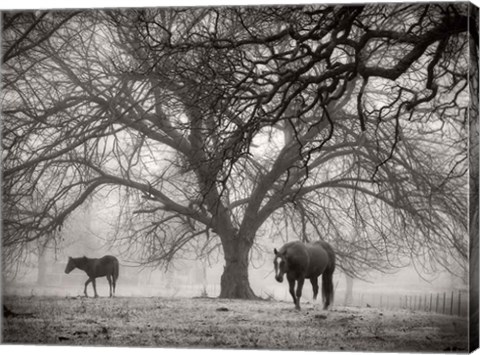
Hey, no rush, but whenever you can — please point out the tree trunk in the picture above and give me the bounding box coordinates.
[344,274,354,306]
[219,237,258,299]
[36,248,48,286]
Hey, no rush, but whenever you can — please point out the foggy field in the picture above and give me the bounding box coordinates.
[2,296,467,352]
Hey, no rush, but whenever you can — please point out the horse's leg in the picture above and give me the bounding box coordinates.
[84,279,91,297]
[107,275,112,297]
[310,277,319,301]
[112,276,116,297]
[92,278,99,298]
[287,276,297,309]
[295,277,305,311]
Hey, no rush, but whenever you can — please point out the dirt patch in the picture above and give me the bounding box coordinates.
[2,296,467,351]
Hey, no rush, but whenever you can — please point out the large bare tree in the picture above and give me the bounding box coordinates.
[2,4,472,298]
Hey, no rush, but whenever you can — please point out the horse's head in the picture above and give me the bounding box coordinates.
[64,257,75,274]
[273,248,287,283]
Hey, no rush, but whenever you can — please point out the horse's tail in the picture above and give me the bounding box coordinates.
[113,258,120,282]
[320,241,336,309]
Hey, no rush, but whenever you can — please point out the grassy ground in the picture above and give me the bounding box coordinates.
[2,295,467,351]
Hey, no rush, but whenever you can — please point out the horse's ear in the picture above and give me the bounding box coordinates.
[274,248,278,255]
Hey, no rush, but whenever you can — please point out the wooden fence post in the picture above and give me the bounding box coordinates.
[450,291,454,315]
[443,292,446,314]
[458,291,461,316]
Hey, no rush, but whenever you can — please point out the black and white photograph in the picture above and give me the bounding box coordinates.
[1,1,478,353]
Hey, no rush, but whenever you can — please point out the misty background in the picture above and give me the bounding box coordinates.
[3,188,467,314]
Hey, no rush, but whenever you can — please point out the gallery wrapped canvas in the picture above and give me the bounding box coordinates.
[1,1,478,353]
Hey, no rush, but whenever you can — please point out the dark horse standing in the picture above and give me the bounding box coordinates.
[65,255,119,298]
[274,240,335,311]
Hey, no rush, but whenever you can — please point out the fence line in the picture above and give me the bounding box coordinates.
[346,290,467,317]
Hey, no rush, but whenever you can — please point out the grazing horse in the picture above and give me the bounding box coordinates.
[274,240,335,311]
[65,255,119,298]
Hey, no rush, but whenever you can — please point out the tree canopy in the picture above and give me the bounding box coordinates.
[2,4,473,298]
